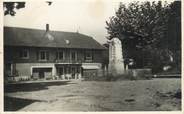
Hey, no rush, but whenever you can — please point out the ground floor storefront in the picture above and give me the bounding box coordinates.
[5,63,102,82]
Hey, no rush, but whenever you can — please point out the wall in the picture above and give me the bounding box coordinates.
[4,46,106,79]
[4,46,104,64]
[15,63,55,77]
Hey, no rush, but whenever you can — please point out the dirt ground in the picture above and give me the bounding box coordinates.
[4,78,181,111]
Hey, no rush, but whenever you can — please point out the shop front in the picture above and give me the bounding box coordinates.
[55,64,82,80]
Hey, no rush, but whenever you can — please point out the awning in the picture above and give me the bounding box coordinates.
[82,65,100,70]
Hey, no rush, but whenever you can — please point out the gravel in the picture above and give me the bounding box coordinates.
[4,78,181,111]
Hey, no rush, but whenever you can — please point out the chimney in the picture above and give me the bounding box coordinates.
[46,24,49,32]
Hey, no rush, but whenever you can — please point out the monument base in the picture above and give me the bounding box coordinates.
[108,60,125,76]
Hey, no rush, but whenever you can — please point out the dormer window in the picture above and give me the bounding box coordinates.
[19,49,29,59]
[65,40,70,44]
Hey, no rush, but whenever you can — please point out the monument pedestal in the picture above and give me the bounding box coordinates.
[108,60,125,76]
[108,38,125,76]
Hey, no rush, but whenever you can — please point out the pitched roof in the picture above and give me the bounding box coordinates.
[4,26,106,50]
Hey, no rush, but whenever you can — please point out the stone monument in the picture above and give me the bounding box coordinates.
[108,37,125,76]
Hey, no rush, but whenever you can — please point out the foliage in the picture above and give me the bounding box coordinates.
[106,1,181,72]
[3,1,52,16]
[106,1,170,49]
[3,2,25,16]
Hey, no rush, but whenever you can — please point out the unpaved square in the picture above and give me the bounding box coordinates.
[4,78,181,111]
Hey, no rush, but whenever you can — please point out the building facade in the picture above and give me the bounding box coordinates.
[4,25,106,81]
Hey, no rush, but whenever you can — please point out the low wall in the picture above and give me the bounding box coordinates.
[82,68,152,81]
[130,69,152,79]
[106,68,152,80]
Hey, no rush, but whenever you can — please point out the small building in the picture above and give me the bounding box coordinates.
[4,24,106,81]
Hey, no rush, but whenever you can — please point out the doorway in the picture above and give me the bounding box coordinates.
[57,67,64,78]
[32,68,52,79]
[71,67,76,79]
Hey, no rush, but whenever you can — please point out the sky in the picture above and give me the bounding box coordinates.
[4,0,175,44]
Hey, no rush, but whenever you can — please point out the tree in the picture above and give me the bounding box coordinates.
[3,2,26,16]
[3,1,52,16]
[106,1,170,49]
[106,1,181,71]
[167,1,181,71]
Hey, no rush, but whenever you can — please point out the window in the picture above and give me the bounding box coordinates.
[57,67,64,76]
[56,51,64,60]
[5,63,12,76]
[71,51,77,61]
[85,51,93,61]
[39,51,49,61]
[19,49,29,59]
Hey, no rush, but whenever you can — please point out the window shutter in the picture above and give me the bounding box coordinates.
[36,51,39,60]
[92,51,94,60]
[47,51,49,60]
[56,51,58,60]
[19,51,22,58]
[76,51,77,60]
[63,51,65,60]
[84,51,86,60]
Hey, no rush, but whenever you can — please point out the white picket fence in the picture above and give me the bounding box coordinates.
[7,76,31,82]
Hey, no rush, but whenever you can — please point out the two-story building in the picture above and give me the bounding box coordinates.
[4,24,106,81]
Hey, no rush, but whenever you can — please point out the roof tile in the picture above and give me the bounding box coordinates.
[4,26,106,50]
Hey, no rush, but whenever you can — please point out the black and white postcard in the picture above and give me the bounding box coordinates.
[2,0,182,113]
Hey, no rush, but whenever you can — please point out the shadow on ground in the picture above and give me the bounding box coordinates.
[4,96,42,111]
[4,81,75,93]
